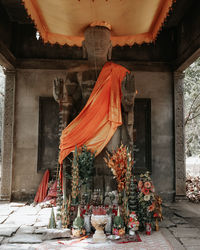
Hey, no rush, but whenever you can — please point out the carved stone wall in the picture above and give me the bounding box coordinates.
[174,71,186,199]
[0,70,15,200]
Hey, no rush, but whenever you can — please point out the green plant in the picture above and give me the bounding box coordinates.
[77,145,95,187]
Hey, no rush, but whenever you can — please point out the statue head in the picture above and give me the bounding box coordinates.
[82,24,112,65]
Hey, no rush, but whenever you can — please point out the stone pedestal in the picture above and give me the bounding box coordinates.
[91,215,108,243]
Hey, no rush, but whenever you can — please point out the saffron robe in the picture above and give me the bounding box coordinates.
[59,62,129,164]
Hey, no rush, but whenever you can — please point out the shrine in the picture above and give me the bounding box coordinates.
[0,0,200,244]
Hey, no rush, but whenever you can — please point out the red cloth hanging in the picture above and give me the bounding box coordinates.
[34,169,49,203]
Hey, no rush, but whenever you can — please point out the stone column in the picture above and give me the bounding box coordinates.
[174,71,186,200]
[0,70,15,201]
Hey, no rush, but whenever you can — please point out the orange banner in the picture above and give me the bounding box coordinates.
[59,62,129,163]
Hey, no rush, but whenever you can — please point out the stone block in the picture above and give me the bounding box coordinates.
[17,225,35,234]
[0,216,8,223]
[177,223,196,228]
[0,225,19,236]
[4,214,37,226]
[160,228,185,250]
[0,244,33,250]
[16,206,41,215]
[170,227,200,238]
[37,208,52,216]
[8,234,42,244]
[159,219,176,228]
[34,227,48,234]
[0,208,14,216]
[34,221,48,227]
[9,202,26,207]
[41,228,71,240]
[180,238,200,247]
[170,216,187,224]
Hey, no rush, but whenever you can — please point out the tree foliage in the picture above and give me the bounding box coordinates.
[184,57,200,157]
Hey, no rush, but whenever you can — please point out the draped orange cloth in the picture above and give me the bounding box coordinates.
[59,62,129,164]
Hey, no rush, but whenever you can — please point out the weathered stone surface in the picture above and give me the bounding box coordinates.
[8,234,42,244]
[4,214,36,226]
[16,206,41,215]
[174,210,198,218]
[37,208,52,216]
[170,216,187,224]
[9,202,26,207]
[180,238,200,246]
[0,71,16,200]
[160,228,185,250]
[0,236,4,243]
[0,225,19,236]
[0,244,33,249]
[177,223,196,228]
[34,221,48,227]
[185,218,200,228]
[186,247,200,250]
[34,227,48,234]
[41,228,71,240]
[159,219,176,228]
[174,71,186,198]
[0,216,8,223]
[170,227,200,238]
[0,208,14,216]
[17,225,35,234]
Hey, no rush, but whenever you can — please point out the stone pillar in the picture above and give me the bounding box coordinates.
[174,71,186,200]
[0,70,15,201]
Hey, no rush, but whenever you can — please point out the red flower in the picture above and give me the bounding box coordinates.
[143,188,150,195]
[144,181,151,189]
[148,204,155,212]
[138,180,143,189]
[153,213,158,217]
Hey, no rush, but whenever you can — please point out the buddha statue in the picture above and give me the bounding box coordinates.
[53,23,136,193]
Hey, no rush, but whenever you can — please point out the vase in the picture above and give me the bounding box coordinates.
[146,223,152,235]
[105,215,112,234]
[84,214,91,234]
[129,228,136,236]
[91,215,108,242]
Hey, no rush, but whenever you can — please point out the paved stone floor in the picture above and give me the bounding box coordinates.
[0,201,199,249]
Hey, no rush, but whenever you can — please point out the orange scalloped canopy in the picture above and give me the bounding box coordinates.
[22,0,174,47]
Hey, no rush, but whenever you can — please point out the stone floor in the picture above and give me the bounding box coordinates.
[0,201,199,249]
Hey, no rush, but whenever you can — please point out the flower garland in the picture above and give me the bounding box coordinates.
[104,144,133,193]
[137,172,156,229]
